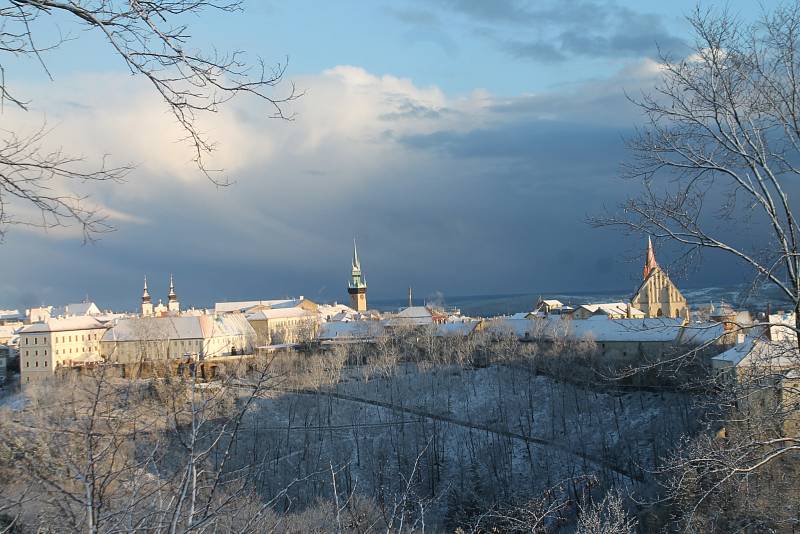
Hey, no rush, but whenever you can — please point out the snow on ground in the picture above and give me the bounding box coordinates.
[230,363,701,527]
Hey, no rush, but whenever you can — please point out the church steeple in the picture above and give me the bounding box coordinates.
[167,273,180,313]
[142,276,151,303]
[349,240,366,289]
[141,275,154,316]
[348,240,367,312]
[643,236,659,280]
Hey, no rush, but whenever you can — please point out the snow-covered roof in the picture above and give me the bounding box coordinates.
[572,317,683,342]
[102,315,255,342]
[386,306,435,326]
[435,321,480,337]
[214,299,297,314]
[52,302,100,317]
[678,322,728,346]
[574,302,644,317]
[490,316,685,343]
[712,337,798,369]
[540,299,564,307]
[397,306,433,318]
[0,309,22,321]
[246,307,314,321]
[21,316,108,334]
[318,321,380,341]
[0,325,21,339]
[318,303,357,320]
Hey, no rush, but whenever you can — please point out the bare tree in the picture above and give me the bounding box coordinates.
[0,1,296,240]
[596,4,800,346]
[594,3,800,529]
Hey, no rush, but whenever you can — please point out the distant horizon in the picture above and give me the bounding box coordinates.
[10,280,787,319]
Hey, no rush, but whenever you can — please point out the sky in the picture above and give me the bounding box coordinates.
[0,0,768,311]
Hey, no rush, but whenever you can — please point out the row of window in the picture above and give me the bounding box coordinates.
[23,332,101,345]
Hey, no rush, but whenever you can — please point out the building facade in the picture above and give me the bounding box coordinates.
[19,317,108,385]
[101,314,255,364]
[630,238,690,320]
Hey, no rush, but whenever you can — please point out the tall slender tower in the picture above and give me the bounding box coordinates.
[643,236,659,279]
[347,240,368,312]
[141,276,154,316]
[167,273,180,313]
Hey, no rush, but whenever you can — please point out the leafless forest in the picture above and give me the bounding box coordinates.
[0,331,716,533]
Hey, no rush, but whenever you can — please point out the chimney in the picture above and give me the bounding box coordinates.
[626,302,632,319]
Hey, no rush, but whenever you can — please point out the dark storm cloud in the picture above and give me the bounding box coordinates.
[398,121,624,162]
[0,63,756,313]
[398,0,688,62]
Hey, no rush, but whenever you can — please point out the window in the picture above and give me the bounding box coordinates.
[44,361,47,367]
[35,350,38,356]
[35,361,38,367]
[25,362,29,368]
[34,337,38,345]
[25,338,28,345]
[44,350,47,356]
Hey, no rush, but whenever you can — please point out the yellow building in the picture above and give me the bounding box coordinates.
[631,238,690,320]
[712,338,799,436]
[19,317,109,385]
[246,305,318,345]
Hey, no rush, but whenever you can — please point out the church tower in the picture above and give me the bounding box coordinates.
[347,240,368,312]
[141,276,154,317]
[631,238,690,320]
[167,274,180,313]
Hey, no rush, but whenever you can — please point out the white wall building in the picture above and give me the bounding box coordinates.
[101,314,255,364]
[19,316,109,385]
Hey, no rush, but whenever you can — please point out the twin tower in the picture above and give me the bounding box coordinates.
[141,274,180,316]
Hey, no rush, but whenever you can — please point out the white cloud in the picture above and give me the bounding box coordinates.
[0,62,657,308]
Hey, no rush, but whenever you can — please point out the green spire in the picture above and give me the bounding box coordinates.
[349,239,366,289]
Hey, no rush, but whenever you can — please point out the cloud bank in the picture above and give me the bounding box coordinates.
[1,58,740,311]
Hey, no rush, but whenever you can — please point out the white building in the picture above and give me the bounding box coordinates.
[19,316,109,385]
[101,314,255,364]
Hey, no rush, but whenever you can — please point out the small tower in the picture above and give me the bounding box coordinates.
[141,276,154,317]
[347,240,367,312]
[167,273,180,313]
